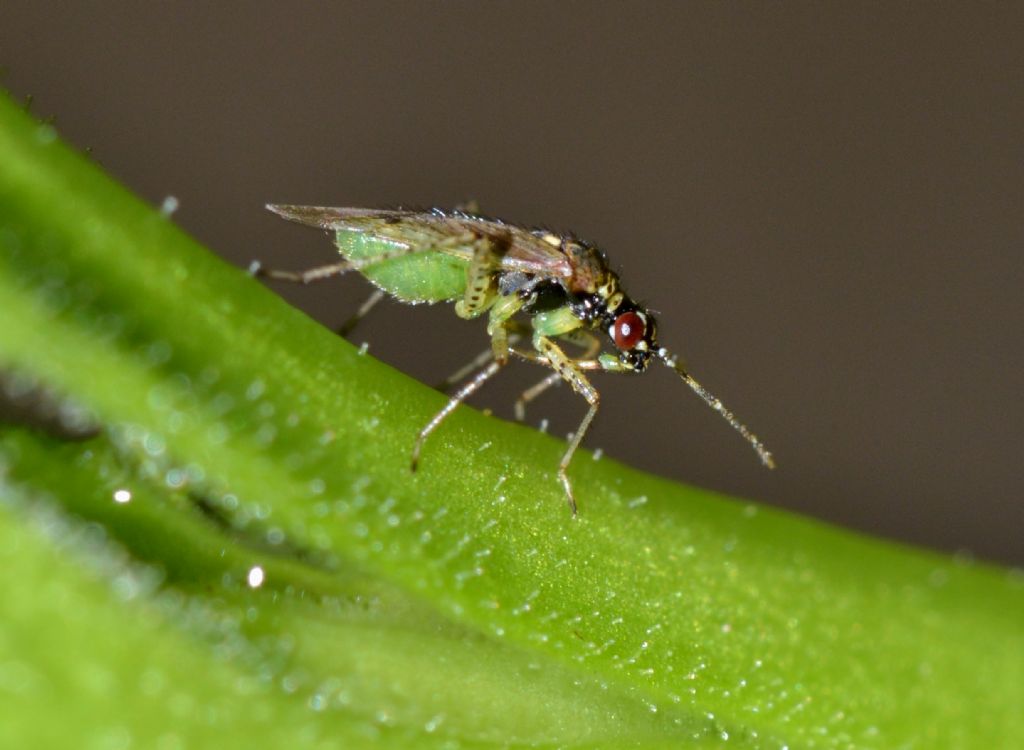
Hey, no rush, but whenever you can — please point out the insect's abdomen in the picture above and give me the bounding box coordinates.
[335,230,468,303]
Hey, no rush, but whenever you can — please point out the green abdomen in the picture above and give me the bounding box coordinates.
[335,230,468,303]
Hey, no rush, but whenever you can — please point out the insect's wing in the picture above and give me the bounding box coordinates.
[267,205,419,232]
[268,205,573,280]
[499,226,574,279]
[268,204,477,259]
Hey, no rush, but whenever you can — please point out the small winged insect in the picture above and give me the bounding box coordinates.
[255,204,774,513]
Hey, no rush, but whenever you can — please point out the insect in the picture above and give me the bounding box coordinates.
[255,204,774,513]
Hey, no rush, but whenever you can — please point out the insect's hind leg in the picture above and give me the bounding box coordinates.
[251,248,415,334]
[249,245,416,285]
[411,358,506,472]
[249,259,352,284]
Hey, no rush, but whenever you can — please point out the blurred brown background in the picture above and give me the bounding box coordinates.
[2,3,1021,564]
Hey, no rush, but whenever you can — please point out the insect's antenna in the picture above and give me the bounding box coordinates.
[658,349,775,469]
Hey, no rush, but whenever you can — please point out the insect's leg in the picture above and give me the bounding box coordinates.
[514,372,562,421]
[249,260,352,284]
[533,334,600,515]
[250,246,417,285]
[516,305,602,421]
[411,359,505,472]
[485,293,528,363]
[510,325,604,419]
[433,329,526,392]
[454,232,512,321]
[559,328,602,359]
[433,346,496,392]
[335,288,386,337]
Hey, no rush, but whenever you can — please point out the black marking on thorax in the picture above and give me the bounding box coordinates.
[521,279,571,314]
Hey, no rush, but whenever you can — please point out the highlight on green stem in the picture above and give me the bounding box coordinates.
[0,88,1021,749]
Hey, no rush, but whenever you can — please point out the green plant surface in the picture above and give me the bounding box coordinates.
[0,89,1021,748]
[0,468,478,750]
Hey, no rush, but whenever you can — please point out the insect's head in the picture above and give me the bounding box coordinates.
[593,287,775,470]
[571,273,660,372]
[607,305,658,372]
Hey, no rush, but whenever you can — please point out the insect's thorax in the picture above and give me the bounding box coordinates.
[560,244,626,328]
[506,238,656,371]
[559,240,658,371]
[560,239,614,297]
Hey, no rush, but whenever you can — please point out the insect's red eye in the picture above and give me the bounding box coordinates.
[612,312,645,350]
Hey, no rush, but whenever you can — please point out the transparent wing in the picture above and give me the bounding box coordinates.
[267,204,573,279]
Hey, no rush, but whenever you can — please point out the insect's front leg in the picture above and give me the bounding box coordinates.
[514,328,601,421]
[532,334,600,515]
